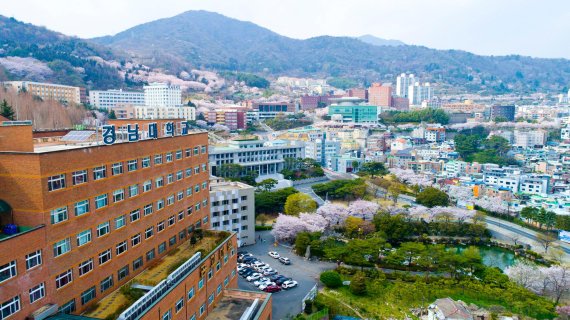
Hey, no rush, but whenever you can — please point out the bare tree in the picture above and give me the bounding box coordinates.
[537,233,557,253]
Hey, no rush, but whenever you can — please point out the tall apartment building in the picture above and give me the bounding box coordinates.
[0,121,271,320]
[305,137,341,168]
[328,97,381,124]
[514,129,547,148]
[490,105,515,121]
[209,179,255,246]
[396,73,415,98]
[408,82,433,105]
[144,82,182,108]
[209,139,305,178]
[3,81,81,104]
[368,83,392,107]
[89,89,145,109]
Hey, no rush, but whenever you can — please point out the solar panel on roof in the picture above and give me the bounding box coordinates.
[61,130,96,142]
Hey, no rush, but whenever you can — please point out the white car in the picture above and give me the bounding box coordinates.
[281,280,298,289]
[268,251,280,259]
[253,277,270,286]
[246,273,262,282]
[258,282,276,291]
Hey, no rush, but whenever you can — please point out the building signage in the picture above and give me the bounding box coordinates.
[102,121,192,145]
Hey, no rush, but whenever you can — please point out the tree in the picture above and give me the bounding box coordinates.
[284,193,317,216]
[256,178,277,192]
[344,216,364,238]
[360,162,388,178]
[108,110,117,119]
[257,213,270,226]
[416,187,450,208]
[316,202,349,227]
[388,184,402,204]
[520,207,539,223]
[347,200,380,221]
[349,271,367,295]
[537,233,557,253]
[255,187,298,214]
[320,271,342,288]
[0,99,15,120]
[295,232,312,255]
[218,163,243,179]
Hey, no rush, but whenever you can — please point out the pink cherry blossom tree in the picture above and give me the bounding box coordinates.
[299,213,328,233]
[348,200,380,221]
[271,214,308,241]
[316,202,349,226]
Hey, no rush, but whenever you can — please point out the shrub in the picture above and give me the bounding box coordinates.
[320,270,342,288]
[349,271,368,295]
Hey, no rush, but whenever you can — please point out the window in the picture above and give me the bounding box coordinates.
[157,221,165,232]
[177,191,184,201]
[72,170,88,185]
[198,278,204,289]
[59,299,75,314]
[76,230,92,247]
[241,216,248,221]
[0,261,17,283]
[116,241,128,255]
[155,177,164,188]
[224,276,229,286]
[143,180,152,192]
[178,211,184,221]
[0,296,20,319]
[166,152,173,162]
[142,157,151,168]
[50,206,68,224]
[185,168,192,177]
[208,293,214,305]
[130,209,140,222]
[158,242,166,254]
[185,148,191,157]
[163,310,172,320]
[186,187,193,196]
[241,225,248,230]
[194,167,200,174]
[176,298,184,312]
[74,200,90,216]
[167,195,174,206]
[168,216,176,226]
[129,184,139,197]
[194,147,199,155]
[169,236,176,246]
[81,287,96,305]
[53,238,71,257]
[146,249,155,261]
[97,222,110,237]
[199,303,205,316]
[187,287,195,300]
[127,159,138,172]
[143,204,153,216]
[216,284,222,295]
[93,166,106,180]
[156,199,164,211]
[216,262,221,271]
[202,182,208,190]
[26,251,42,270]
[78,259,93,276]
[195,203,201,211]
[154,154,163,165]
[113,189,124,203]
[112,162,123,176]
[48,174,66,191]
[100,276,113,293]
[201,146,207,154]
[118,265,129,280]
[131,234,141,247]
[167,174,174,184]
[202,164,207,172]
[203,199,208,207]
[55,269,73,289]
[115,215,126,229]
[241,196,248,201]
[176,150,183,160]
[99,249,111,265]
[208,269,212,280]
[145,227,154,239]
[176,170,183,180]
[29,283,45,303]
[195,184,200,193]
[133,257,143,270]
[95,194,108,209]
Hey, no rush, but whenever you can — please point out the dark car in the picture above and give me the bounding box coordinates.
[275,277,292,286]
[242,257,257,263]
[239,268,254,275]
[241,269,256,277]
[263,285,281,293]
[269,275,285,282]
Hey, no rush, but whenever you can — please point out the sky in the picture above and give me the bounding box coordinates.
[2,0,570,59]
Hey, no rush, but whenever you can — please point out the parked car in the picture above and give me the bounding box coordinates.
[281,280,298,289]
[263,285,282,293]
[269,275,286,282]
[253,277,271,286]
[268,251,280,259]
[275,277,292,286]
[246,273,262,281]
[258,282,276,290]
[263,270,277,276]
[279,257,291,265]
[241,269,255,277]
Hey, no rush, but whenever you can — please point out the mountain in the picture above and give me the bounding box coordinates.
[357,34,405,47]
[0,15,124,89]
[92,10,570,93]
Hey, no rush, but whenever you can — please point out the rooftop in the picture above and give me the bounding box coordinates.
[83,230,231,319]
[206,289,271,320]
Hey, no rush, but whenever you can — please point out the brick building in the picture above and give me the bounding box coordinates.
[368,83,392,107]
[0,121,270,319]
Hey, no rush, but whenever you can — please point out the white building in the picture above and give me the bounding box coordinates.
[209,139,305,178]
[483,167,521,192]
[89,89,145,108]
[519,175,550,196]
[514,129,547,148]
[3,81,81,104]
[305,138,341,169]
[408,82,433,105]
[144,82,182,108]
[132,106,196,121]
[443,161,468,178]
[396,73,415,98]
[209,178,255,246]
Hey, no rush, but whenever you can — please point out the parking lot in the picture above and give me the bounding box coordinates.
[238,231,336,320]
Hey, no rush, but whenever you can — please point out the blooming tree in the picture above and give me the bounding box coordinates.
[348,200,380,221]
[316,202,349,226]
[506,263,570,303]
[389,168,434,187]
[446,185,474,202]
[474,196,510,215]
[271,214,308,241]
[299,213,328,233]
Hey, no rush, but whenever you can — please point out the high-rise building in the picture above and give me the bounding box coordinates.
[368,83,392,107]
[0,120,273,320]
[144,82,182,108]
[490,105,515,121]
[89,89,145,109]
[396,73,415,98]
[3,81,81,104]
[305,136,341,168]
[209,178,255,246]
[408,82,433,105]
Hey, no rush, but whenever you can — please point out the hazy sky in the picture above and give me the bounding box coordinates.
[2,0,569,59]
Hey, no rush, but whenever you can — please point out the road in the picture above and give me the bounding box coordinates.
[294,181,326,205]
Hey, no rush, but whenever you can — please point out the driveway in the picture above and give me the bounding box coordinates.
[238,231,336,320]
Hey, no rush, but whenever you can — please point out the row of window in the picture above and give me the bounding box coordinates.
[211,196,247,207]
[47,147,207,192]
[53,204,209,258]
[50,180,208,225]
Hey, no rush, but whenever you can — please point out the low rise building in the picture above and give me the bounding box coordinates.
[3,81,81,104]
[328,97,381,124]
[305,137,341,168]
[89,89,145,109]
[514,129,547,148]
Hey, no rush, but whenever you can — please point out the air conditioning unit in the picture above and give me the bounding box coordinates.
[29,304,58,320]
